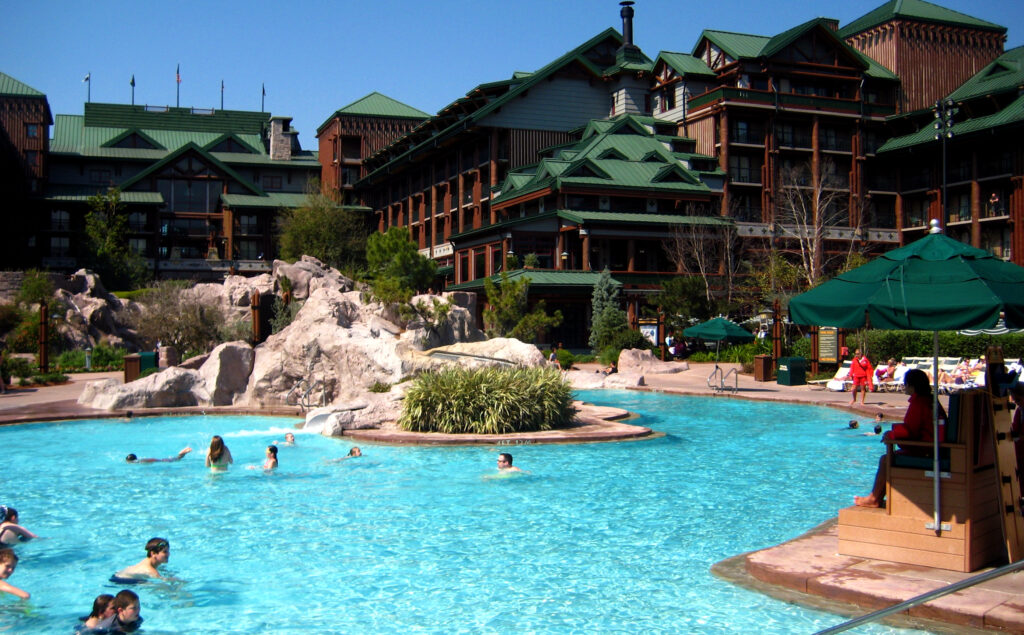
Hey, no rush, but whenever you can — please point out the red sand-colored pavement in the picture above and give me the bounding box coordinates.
[4,364,1023,632]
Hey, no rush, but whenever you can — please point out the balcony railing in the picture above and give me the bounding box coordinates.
[730,169,760,184]
[688,86,896,116]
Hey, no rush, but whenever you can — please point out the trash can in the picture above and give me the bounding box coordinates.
[139,352,158,373]
[123,354,141,383]
[777,356,807,386]
[753,355,773,382]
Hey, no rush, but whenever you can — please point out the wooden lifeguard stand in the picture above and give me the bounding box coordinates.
[838,350,1024,572]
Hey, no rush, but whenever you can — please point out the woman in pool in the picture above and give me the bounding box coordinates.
[855,368,943,508]
[0,506,38,546]
[204,435,233,471]
[77,593,115,632]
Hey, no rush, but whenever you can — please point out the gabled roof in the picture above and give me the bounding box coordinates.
[948,46,1024,102]
[694,30,770,59]
[879,91,1024,153]
[101,128,165,150]
[118,142,264,196]
[317,92,429,133]
[837,0,1006,38]
[655,52,716,78]
[0,72,45,97]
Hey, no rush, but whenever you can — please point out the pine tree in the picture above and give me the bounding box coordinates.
[588,268,619,350]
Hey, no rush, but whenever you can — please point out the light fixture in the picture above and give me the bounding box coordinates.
[507,249,514,256]
[560,251,568,261]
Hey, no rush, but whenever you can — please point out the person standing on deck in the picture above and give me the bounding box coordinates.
[849,349,873,406]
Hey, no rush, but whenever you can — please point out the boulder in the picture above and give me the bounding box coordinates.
[618,348,688,374]
[199,341,255,405]
[273,256,354,300]
[77,367,210,410]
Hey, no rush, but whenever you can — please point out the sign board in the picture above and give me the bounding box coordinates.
[818,326,838,363]
[639,320,658,345]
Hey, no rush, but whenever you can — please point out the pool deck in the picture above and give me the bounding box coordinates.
[3,364,1023,632]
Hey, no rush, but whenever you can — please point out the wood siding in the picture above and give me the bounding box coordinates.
[317,115,422,192]
[0,95,49,189]
[485,77,609,131]
[507,129,575,169]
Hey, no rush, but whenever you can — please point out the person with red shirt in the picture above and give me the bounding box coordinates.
[848,348,873,406]
[855,368,943,507]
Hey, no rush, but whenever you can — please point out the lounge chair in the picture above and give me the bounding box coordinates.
[814,360,851,391]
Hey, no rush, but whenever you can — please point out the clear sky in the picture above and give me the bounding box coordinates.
[3,0,1021,148]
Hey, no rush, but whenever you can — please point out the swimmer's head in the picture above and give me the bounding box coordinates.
[89,594,115,619]
[125,454,138,463]
[145,537,169,556]
[498,453,514,468]
[112,589,140,621]
[285,433,295,443]
[874,425,883,434]
[848,420,859,429]
[266,445,278,458]
[348,447,361,457]
[875,413,884,422]
[0,506,16,523]
[0,548,17,578]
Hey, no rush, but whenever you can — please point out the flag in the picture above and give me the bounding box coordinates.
[130,74,135,88]
[83,72,90,83]
[176,64,181,84]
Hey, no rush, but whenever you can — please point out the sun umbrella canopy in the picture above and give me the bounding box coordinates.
[789,231,1024,331]
[683,317,755,343]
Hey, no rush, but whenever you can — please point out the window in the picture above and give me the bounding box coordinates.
[238,240,260,260]
[128,212,147,231]
[25,150,39,167]
[239,215,258,234]
[51,210,70,231]
[129,238,147,255]
[90,169,111,184]
[26,124,38,138]
[50,236,70,257]
[262,175,282,190]
[728,155,759,184]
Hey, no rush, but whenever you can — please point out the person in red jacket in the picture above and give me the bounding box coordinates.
[848,348,873,406]
[855,369,942,507]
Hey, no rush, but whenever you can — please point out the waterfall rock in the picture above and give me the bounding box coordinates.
[618,348,688,374]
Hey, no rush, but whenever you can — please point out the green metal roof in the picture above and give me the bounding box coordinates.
[947,46,1024,102]
[43,186,164,204]
[447,269,623,291]
[694,30,770,59]
[220,192,309,208]
[317,92,429,133]
[655,52,716,78]
[837,0,1005,38]
[0,72,45,97]
[83,102,269,134]
[879,92,1024,153]
[557,210,734,226]
[119,142,264,196]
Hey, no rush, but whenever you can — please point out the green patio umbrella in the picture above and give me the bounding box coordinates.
[789,222,1024,536]
[683,316,754,363]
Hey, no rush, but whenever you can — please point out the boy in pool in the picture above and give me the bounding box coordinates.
[0,548,29,599]
[115,537,170,580]
[125,447,192,463]
[497,453,523,473]
[108,589,143,633]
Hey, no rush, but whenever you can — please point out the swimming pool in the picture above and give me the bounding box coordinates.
[1,391,925,633]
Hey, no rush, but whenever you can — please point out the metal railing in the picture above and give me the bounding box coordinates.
[814,558,1024,634]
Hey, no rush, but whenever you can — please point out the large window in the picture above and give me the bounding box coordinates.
[128,212,147,231]
[50,209,70,231]
[50,236,70,257]
[239,215,259,235]
[728,155,759,184]
[238,240,260,260]
[155,156,224,213]
[129,238,147,256]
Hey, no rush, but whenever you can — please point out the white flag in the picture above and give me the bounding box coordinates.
[83,73,90,83]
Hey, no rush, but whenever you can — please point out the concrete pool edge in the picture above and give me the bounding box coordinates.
[715,518,1024,634]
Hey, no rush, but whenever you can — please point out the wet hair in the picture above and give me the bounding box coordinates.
[266,445,278,458]
[347,447,361,457]
[847,420,859,429]
[498,453,513,464]
[874,425,883,434]
[0,548,16,566]
[875,412,884,421]
[209,435,226,462]
[89,594,115,619]
[904,368,932,397]
[145,537,169,556]
[125,454,138,463]
[112,589,139,611]
[0,506,16,523]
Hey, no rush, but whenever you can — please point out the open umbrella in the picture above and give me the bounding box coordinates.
[683,316,754,362]
[789,221,1024,534]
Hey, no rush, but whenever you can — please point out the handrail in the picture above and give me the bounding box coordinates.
[814,558,1024,634]
[722,367,739,393]
[706,365,723,390]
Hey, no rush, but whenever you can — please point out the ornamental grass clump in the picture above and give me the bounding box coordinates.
[398,366,575,434]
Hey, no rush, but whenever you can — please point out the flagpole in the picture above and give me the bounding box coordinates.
[261,83,265,112]
[220,80,224,110]
[130,75,135,106]
[176,63,181,108]
[84,72,91,102]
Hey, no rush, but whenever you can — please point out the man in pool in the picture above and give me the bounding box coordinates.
[274,432,296,446]
[497,453,522,472]
[125,447,192,463]
[115,537,171,580]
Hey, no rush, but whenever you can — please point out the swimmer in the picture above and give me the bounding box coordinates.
[108,589,143,633]
[326,446,361,464]
[249,445,278,471]
[847,420,859,430]
[497,453,523,473]
[125,447,192,463]
[0,506,38,545]
[275,432,296,446]
[114,537,170,581]
[862,424,884,436]
[78,593,115,632]
[0,548,28,599]
[205,435,233,471]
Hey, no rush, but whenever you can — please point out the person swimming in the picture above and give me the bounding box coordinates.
[326,446,361,464]
[113,537,170,581]
[205,435,233,471]
[0,548,28,599]
[276,432,296,446]
[77,593,115,633]
[125,447,192,463]
[249,445,279,471]
[0,506,38,546]
[105,589,143,633]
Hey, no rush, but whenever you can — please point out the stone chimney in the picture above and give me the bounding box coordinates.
[268,116,297,160]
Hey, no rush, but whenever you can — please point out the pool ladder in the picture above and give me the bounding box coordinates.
[706,365,739,393]
[285,378,325,412]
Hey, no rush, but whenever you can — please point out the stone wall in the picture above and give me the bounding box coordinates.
[0,271,73,303]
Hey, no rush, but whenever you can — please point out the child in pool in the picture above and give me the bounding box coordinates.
[249,445,278,470]
[108,589,143,633]
[205,435,233,471]
[78,593,115,632]
[0,506,38,545]
[0,548,29,599]
[114,537,170,581]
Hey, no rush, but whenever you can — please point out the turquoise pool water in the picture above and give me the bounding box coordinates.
[0,391,926,633]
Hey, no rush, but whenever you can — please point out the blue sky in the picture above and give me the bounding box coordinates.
[2,0,1020,149]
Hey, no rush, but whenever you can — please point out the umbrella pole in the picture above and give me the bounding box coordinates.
[928,331,944,535]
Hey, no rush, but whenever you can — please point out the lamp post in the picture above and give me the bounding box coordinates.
[933,98,956,224]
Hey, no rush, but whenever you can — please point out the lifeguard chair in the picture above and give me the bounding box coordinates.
[838,349,1024,573]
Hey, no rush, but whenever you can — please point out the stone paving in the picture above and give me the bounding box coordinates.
[3,363,1021,632]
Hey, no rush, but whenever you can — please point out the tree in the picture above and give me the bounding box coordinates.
[277,181,369,273]
[130,280,233,355]
[588,268,619,350]
[774,158,865,287]
[365,227,436,304]
[647,275,715,335]
[85,188,148,290]
[665,203,748,310]
[482,272,562,343]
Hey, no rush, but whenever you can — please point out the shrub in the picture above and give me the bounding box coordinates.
[597,346,620,366]
[57,349,86,369]
[138,367,160,379]
[33,372,68,384]
[271,297,303,334]
[555,348,576,370]
[858,330,1024,363]
[0,304,24,335]
[92,344,127,368]
[399,366,574,434]
[368,381,391,393]
[4,357,33,379]
[114,288,153,301]
[612,329,655,353]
